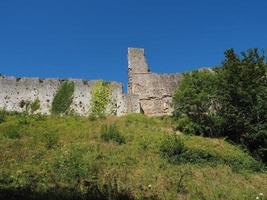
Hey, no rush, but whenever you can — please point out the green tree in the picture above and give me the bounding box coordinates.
[173,49,267,162]
[173,70,224,137]
[219,49,267,161]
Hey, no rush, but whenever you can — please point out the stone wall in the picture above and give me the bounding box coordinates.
[0,76,139,116]
[0,47,183,116]
[127,48,182,116]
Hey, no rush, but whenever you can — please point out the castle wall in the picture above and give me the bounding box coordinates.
[127,48,183,116]
[131,73,182,116]
[0,47,183,117]
[0,76,137,116]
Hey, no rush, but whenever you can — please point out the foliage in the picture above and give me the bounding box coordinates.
[1,124,21,139]
[100,124,126,144]
[175,116,201,135]
[90,80,112,118]
[0,110,6,124]
[30,98,40,114]
[159,134,185,162]
[173,70,224,137]
[173,48,267,162]
[51,81,75,115]
[42,132,59,149]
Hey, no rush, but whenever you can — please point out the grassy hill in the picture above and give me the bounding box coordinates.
[0,113,266,200]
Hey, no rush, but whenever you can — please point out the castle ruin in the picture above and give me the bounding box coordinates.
[0,48,182,116]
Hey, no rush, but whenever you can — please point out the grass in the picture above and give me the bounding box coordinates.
[0,113,266,200]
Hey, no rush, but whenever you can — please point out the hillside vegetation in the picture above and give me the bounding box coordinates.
[0,113,266,200]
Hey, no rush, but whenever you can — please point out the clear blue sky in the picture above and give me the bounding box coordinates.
[0,0,266,89]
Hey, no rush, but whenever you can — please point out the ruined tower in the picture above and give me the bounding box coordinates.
[127,48,150,94]
[127,47,182,116]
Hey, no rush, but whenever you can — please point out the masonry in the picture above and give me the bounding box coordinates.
[0,48,182,116]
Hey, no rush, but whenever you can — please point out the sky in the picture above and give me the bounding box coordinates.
[0,0,267,89]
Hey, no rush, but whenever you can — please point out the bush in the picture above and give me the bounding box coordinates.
[159,134,185,162]
[0,110,6,124]
[172,49,267,161]
[100,124,126,144]
[52,81,75,115]
[30,99,40,114]
[175,117,200,135]
[2,124,21,139]
[177,148,263,172]
[43,132,59,149]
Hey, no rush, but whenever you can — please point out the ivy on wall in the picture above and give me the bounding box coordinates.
[90,80,112,118]
[30,99,40,114]
[52,81,75,115]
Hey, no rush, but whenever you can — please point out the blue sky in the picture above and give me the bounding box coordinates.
[0,0,267,89]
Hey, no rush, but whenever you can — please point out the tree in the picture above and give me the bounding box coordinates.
[173,49,267,162]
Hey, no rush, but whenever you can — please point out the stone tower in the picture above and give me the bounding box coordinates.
[127,47,182,116]
[127,48,149,93]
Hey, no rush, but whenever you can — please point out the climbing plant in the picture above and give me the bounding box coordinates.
[90,80,112,118]
[52,81,75,115]
[30,98,41,114]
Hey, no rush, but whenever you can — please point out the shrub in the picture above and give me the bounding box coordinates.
[0,110,6,124]
[175,117,200,135]
[52,81,75,115]
[159,134,185,162]
[2,124,21,139]
[90,80,112,118]
[100,124,126,144]
[43,132,59,149]
[172,49,267,161]
[177,148,263,172]
[30,99,40,114]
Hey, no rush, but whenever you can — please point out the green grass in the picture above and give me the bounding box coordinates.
[0,113,266,200]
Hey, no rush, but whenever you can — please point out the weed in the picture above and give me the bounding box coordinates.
[159,133,185,162]
[0,110,6,123]
[2,124,21,139]
[43,132,59,149]
[100,124,126,144]
[30,99,40,113]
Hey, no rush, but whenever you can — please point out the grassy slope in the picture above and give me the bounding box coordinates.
[0,114,266,200]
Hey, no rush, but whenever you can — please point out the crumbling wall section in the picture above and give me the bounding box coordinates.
[0,76,131,116]
[131,73,182,116]
[127,47,183,116]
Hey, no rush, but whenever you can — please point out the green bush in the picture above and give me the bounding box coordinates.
[177,148,263,172]
[159,134,185,162]
[43,132,59,149]
[2,124,21,139]
[30,99,40,113]
[0,110,6,124]
[90,80,112,118]
[52,81,75,115]
[53,146,89,182]
[175,117,200,135]
[100,124,126,144]
[172,49,267,162]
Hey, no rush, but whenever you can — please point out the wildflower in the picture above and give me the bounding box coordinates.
[259,193,263,196]
[256,197,259,200]
[148,184,152,189]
